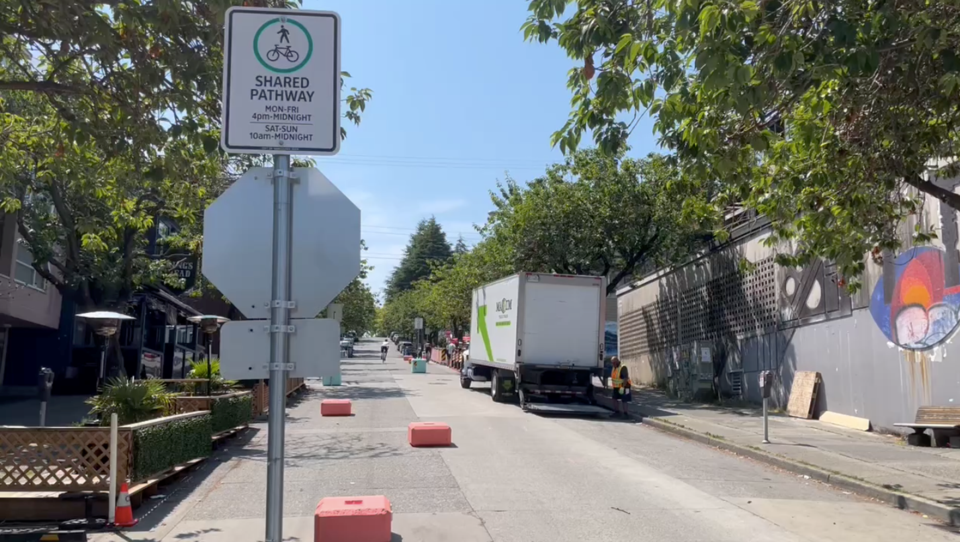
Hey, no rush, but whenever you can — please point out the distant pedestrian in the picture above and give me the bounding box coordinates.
[609,357,632,418]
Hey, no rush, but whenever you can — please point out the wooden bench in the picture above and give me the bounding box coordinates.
[895,407,960,447]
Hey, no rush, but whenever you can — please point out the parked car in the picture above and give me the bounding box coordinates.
[340,337,354,358]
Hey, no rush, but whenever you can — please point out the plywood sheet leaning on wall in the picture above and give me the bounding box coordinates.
[786,371,822,419]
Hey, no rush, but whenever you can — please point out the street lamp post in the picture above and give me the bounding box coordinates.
[76,311,136,389]
[187,315,230,396]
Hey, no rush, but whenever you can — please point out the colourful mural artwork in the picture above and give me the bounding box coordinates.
[870,247,960,350]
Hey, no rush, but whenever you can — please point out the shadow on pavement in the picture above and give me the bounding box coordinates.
[171,527,222,539]
[311,384,415,401]
[128,428,263,532]
[226,431,406,464]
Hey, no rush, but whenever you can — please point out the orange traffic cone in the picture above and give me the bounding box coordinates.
[113,482,138,528]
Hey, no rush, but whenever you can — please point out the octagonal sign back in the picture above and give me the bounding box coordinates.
[202,167,360,319]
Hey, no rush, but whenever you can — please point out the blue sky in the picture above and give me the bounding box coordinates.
[302,0,658,297]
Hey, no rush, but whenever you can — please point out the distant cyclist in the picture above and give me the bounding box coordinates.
[381,339,389,362]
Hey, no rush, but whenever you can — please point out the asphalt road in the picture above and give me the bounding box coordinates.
[95,341,958,542]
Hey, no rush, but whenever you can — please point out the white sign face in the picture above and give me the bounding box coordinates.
[219,319,341,379]
[202,167,360,319]
[222,7,340,155]
[414,317,424,330]
[327,303,343,323]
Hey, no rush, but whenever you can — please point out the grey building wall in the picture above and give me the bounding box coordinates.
[617,179,960,430]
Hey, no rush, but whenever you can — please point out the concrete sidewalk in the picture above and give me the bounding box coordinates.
[0,395,92,426]
[596,387,960,526]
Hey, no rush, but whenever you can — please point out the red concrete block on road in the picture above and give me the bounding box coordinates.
[320,399,352,417]
[314,495,392,542]
[408,422,452,447]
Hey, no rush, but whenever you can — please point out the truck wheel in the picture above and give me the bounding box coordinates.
[491,371,505,402]
[519,388,528,410]
[460,375,472,389]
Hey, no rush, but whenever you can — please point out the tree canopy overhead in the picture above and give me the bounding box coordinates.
[325,241,377,336]
[485,149,708,295]
[0,0,372,309]
[525,0,960,288]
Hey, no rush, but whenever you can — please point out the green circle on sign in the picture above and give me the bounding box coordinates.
[253,17,314,74]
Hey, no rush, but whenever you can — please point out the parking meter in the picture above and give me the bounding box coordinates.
[758,370,773,399]
[37,367,54,426]
[759,370,773,443]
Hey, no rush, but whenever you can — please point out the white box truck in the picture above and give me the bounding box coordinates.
[463,273,608,414]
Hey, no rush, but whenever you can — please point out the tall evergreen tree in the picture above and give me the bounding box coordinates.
[385,218,452,301]
[453,236,469,255]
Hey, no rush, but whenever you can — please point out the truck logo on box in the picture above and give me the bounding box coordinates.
[496,298,513,313]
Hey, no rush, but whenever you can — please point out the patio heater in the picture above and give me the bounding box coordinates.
[76,311,135,390]
[187,315,230,396]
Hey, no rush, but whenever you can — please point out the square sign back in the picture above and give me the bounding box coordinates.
[221,7,341,155]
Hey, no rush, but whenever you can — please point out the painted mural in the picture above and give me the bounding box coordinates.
[604,321,618,358]
[869,247,960,350]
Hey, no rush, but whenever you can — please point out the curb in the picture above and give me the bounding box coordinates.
[636,413,960,526]
[0,531,87,541]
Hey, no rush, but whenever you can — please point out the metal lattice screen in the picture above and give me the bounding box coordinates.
[621,257,777,357]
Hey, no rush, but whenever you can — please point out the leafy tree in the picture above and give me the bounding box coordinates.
[375,289,422,339]
[453,236,469,255]
[525,0,960,288]
[484,149,706,295]
[332,279,377,336]
[0,1,373,375]
[324,241,376,336]
[417,238,513,339]
[0,0,371,152]
[0,92,222,307]
[384,217,453,301]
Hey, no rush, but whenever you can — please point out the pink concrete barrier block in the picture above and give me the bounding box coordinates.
[314,495,392,542]
[320,399,352,417]
[408,422,452,447]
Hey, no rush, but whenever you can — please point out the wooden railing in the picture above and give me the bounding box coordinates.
[171,391,252,414]
[251,377,305,417]
[0,426,131,492]
[1,379,306,494]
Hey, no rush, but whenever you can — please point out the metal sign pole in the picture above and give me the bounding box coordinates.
[762,397,770,444]
[266,154,293,542]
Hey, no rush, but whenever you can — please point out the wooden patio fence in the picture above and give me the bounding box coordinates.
[0,426,131,492]
[251,377,305,417]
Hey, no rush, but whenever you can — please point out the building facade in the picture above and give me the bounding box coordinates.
[0,213,64,396]
[0,213,224,398]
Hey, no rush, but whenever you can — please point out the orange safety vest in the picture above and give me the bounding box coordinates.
[611,366,632,394]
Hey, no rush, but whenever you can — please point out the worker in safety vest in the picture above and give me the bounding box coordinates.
[609,356,632,418]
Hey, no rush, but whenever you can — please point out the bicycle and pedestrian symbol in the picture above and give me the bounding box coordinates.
[254,17,313,74]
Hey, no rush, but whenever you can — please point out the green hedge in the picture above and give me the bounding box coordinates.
[210,394,253,434]
[132,414,212,482]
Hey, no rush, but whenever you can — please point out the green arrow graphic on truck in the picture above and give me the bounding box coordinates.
[477,305,494,362]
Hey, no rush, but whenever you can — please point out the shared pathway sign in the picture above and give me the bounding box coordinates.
[221,8,341,155]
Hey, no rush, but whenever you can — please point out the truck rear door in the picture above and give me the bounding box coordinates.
[520,275,603,367]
